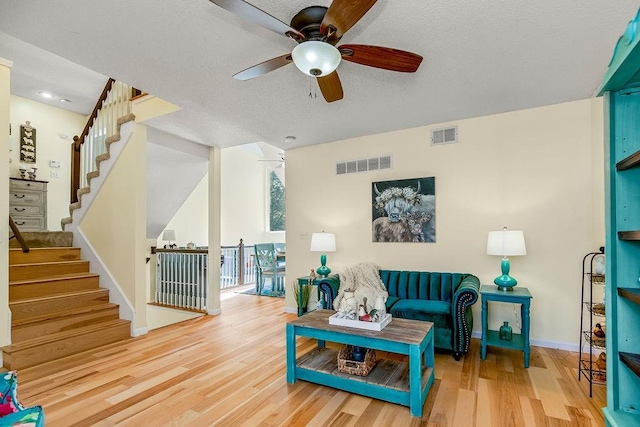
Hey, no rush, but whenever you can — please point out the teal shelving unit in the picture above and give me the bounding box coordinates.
[599,9,640,425]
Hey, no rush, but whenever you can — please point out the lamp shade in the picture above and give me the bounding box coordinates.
[310,232,336,252]
[162,229,176,241]
[292,41,341,77]
[487,229,526,256]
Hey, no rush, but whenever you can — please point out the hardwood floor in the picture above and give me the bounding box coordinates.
[15,293,606,426]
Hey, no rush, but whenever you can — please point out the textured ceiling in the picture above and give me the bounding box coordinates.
[0,1,638,151]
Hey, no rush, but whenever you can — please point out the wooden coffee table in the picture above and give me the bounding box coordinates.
[286,309,434,417]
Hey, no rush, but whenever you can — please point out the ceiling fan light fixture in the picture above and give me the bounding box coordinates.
[292,41,341,77]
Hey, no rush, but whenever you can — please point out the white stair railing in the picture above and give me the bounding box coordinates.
[156,250,208,311]
[79,81,133,190]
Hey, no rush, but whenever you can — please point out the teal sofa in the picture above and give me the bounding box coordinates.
[317,270,480,360]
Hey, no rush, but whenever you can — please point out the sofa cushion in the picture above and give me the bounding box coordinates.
[390,299,452,329]
[385,296,400,310]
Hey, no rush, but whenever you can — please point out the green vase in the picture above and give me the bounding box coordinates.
[499,321,512,341]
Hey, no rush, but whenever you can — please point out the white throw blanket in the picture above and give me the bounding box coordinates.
[333,262,388,312]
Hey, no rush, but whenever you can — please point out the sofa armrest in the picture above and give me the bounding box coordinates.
[452,274,480,357]
[316,275,340,309]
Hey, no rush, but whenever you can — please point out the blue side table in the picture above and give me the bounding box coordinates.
[480,285,533,368]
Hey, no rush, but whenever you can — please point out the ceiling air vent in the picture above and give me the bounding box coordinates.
[336,155,392,175]
[431,125,458,146]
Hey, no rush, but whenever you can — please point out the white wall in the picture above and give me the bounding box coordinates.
[158,145,285,248]
[285,98,604,349]
[220,145,285,246]
[156,175,209,248]
[9,95,86,230]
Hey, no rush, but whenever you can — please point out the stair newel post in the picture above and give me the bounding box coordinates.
[238,238,245,286]
[70,136,82,204]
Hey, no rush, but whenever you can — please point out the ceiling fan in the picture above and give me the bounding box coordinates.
[209,0,423,103]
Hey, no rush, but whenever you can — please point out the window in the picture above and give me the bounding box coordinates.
[269,171,285,231]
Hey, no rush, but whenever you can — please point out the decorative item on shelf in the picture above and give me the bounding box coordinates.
[186,242,196,250]
[593,323,605,339]
[337,345,377,376]
[309,269,316,282]
[292,281,312,313]
[596,352,607,371]
[499,321,513,341]
[18,165,26,179]
[486,227,527,291]
[592,302,605,316]
[162,229,177,249]
[310,231,336,276]
[335,289,358,320]
[27,166,37,180]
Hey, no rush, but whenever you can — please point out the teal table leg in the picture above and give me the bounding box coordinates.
[297,280,304,317]
[481,299,488,360]
[522,302,531,368]
[286,324,296,383]
[409,344,423,417]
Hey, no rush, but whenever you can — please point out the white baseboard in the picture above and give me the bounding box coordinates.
[283,307,298,314]
[132,327,148,337]
[471,331,580,352]
[207,308,222,316]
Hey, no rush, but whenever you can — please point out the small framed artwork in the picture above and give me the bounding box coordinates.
[20,121,36,163]
[372,176,435,243]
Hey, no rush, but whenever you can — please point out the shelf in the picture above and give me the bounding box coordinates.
[579,359,607,384]
[587,273,605,284]
[616,148,640,171]
[620,352,640,379]
[618,230,640,240]
[618,288,640,305]
[582,331,606,349]
[584,302,606,316]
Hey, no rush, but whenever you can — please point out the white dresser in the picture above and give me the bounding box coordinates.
[9,177,48,231]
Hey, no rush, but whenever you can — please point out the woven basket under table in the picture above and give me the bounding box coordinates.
[337,345,377,376]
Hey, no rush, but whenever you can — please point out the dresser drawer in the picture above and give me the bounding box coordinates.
[10,190,43,204]
[9,204,43,216]
[10,179,46,192]
[11,217,45,231]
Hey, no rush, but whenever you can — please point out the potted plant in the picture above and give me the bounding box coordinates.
[292,281,312,313]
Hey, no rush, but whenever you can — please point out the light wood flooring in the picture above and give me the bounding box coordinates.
[15,292,606,426]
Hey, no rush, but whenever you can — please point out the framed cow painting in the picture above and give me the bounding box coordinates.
[372,177,435,243]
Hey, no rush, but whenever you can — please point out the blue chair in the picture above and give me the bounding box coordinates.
[254,243,286,295]
[274,243,286,268]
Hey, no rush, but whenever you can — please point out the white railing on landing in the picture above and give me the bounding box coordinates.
[221,241,256,289]
[156,250,208,311]
[80,81,133,189]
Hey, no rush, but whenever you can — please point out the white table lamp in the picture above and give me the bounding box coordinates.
[310,232,336,277]
[487,227,527,291]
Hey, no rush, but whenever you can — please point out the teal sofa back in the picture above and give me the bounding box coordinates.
[381,271,467,302]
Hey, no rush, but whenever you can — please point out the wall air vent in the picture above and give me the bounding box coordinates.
[336,155,392,175]
[431,125,458,146]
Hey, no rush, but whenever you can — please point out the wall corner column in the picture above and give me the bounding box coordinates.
[0,58,13,352]
[208,146,222,315]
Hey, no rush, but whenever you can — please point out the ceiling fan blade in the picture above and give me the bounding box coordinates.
[321,0,377,41]
[339,44,423,72]
[233,54,293,80]
[317,71,344,103]
[209,0,304,40]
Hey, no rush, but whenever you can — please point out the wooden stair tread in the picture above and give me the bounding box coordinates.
[9,247,81,252]
[10,288,108,306]
[10,272,99,285]
[10,259,87,268]
[11,302,119,327]
[2,319,130,353]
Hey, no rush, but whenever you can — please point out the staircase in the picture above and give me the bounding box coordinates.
[3,243,131,370]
